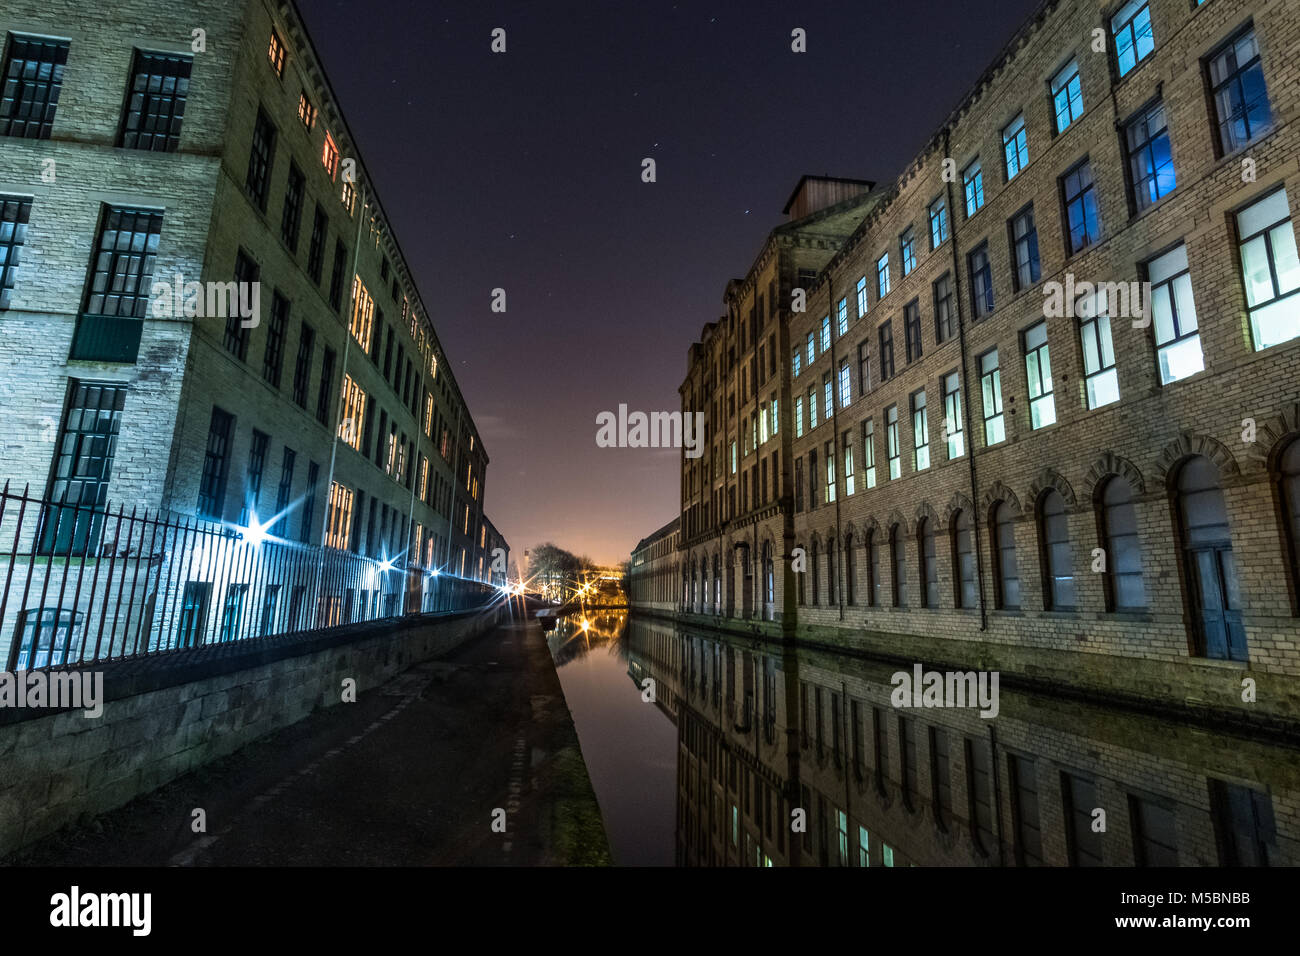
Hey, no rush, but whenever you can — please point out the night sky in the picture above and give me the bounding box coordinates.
[302,0,1043,565]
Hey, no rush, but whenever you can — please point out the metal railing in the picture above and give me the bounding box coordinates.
[0,482,496,672]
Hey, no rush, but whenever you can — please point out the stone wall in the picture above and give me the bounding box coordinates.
[0,604,503,857]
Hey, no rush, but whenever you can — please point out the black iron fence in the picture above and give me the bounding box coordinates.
[0,482,497,671]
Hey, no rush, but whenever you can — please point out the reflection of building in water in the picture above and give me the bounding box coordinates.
[626,617,1297,867]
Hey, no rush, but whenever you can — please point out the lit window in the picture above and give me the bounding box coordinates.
[843,430,855,497]
[962,159,985,218]
[1003,114,1029,180]
[836,296,849,336]
[837,359,851,409]
[979,349,1005,446]
[856,275,868,316]
[825,441,836,504]
[298,91,316,129]
[1147,243,1203,383]
[911,390,929,472]
[929,196,949,249]
[795,396,804,437]
[862,418,876,489]
[1077,288,1119,409]
[349,276,374,351]
[809,387,818,429]
[820,315,831,353]
[1051,60,1084,134]
[886,405,900,480]
[1126,100,1175,210]
[943,371,963,459]
[338,376,366,450]
[1111,1,1154,77]
[1236,188,1299,351]
[322,131,340,180]
[1023,321,1056,429]
[876,253,890,299]
[267,28,287,77]
[806,332,815,364]
[325,482,354,550]
[792,347,802,378]
[900,227,916,276]
[341,178,358,217]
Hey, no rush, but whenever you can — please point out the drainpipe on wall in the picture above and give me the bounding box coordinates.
[942,127,989,632]
[404,331,428,610]
[825,274,845,623]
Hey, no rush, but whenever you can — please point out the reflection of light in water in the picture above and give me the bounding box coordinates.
[548,610,631,665]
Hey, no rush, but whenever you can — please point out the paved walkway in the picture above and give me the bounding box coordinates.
[17,617,611,866]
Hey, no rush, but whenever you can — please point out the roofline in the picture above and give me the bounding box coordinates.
[780,174,876,215]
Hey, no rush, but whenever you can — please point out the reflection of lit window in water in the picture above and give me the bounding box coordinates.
[593,615,1297,868]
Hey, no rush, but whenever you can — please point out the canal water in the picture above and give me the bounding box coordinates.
[548,611,1299,867]
[545,609,676,865]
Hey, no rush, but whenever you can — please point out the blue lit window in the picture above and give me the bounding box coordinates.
[929,197,949,249]
[1111,1,1154,78]
[1003,115,1029,180]
[1126,100,1175,210]
[900,228,916,276]
[1051,60,1084,134]
[963,160,985,218]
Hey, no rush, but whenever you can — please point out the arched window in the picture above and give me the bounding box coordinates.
[1281,441,1300,608]
[891,525,908,607]
[1178,456,1245,660]
[712,554,721,611]
[952,510,977,608]
[1100,477,1145,610]
[918,519,938,608]
[827,538,836,605]
[992,502,1020,610]
[844,532,856,605]
[811,541,820,605]
[1039,490,1076,610]
[867,529,881,607]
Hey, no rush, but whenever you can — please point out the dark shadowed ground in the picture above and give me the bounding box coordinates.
[13,619,611,867]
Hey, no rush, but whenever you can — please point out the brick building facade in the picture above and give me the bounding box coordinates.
[0,0,504,666]
[633,0,1300,726]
